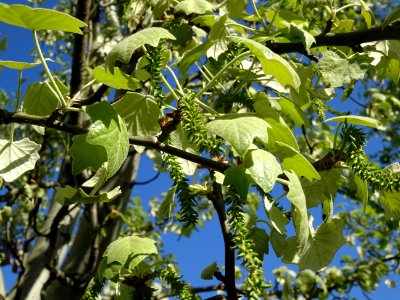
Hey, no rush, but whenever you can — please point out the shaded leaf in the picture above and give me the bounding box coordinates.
[249,227,269,260]
[359,0,375,28]
[0,3,86,33]
[264,198,289,234]
[382,7,400,28]
[223,165,251,200]
[0,138,40,182]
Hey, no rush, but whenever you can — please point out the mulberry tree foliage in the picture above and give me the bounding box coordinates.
[0,0,399,299]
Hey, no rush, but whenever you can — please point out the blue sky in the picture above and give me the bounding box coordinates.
[1,0,399,299]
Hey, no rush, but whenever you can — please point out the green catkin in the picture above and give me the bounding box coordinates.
[162,143,198,226]
[341,125,400,191]
[156,268,199,300]
[178,89,222,156]
[145,44,165,104]
[226,189,268,299]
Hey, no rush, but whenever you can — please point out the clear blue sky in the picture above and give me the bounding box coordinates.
[0,1,399,299]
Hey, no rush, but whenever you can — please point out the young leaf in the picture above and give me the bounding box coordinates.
[93,66,142,90]
[325,115,381,129]
[98,236,158,282]
[359,0,375,28]
[105,27,175,70]
[174,0,214,15]
[274,142,320,181]
[232,36,300,90]
[112,92,161,137]
[285,170,310,250]
[316,51,373,87]
[158,186,176,219]
[0,3,86,33]
[54,185,121,205]
[206,115,270,157]
[201,261,218,280]
[0,138,40,182]
[244,148,282,193]
[0,60,41,70]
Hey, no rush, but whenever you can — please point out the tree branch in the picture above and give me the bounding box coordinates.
[267,24,400,54]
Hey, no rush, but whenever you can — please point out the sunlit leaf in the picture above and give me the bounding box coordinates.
[106,27,175,70]
[227,0,246,19]
[264,198,289,234]
[98,235,157,282]
[0,138,40,182]
[325,115,380,129]
[275,142,320,181]
[174,0,214,15]
[158,186,176,219]
[233,36,300,90]
[201,261,218,280]
[54,185,121,205]
[0,3,86,33]
[0,60,41,70]
[285,170,309,249]
[206,114,269,157]
[359,0,375,28]
[244,147,282,193]
[93,66,142,90]
[112,92,161,137]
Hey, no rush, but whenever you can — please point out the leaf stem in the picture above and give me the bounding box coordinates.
[32,30,67,108]
[196,51,250,99]
[251,0,269,32]
[336,3,361,14]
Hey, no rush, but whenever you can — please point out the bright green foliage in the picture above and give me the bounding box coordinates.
[0,138,40,182]
[105,27,175,70]
[206,115,269,157]
[93,66,142,90]
[0,2,86,33]
[98,235,157,282]
[1,1,400,299]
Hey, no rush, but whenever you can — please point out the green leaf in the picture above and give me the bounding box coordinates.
[98,236,158,282]
[112,92,161,137]
[270,229,288,258]
[174,0,214,15]
[264,198,289,234]
[93,66,142,90]
[302,169,345,208]
[0,60,41,70]
[201,261,218,280]
[54,185,121,205]
[382,7,400,28]
[170,124,199,175]
[359,0,375,28]
[232,37,300,90]
[274,142,320,181]
[285,170,310,250]
[105,27,175,70]
[282,218,346,271]
[179,40,213,74]
[158,186,176,219]
[380,164,400,218]
[244,147,282,193]
[286,23,315,50]
[223,165,251,200]
[278,97,311,128]
[70,102,129,183]
[0,138,40,182]
[0,3,86,33]
[21,78,67,116]
[325,115,381,129]
[352,175,368,208]
[227,0,246,19]
[208,14,228,42]
[316,50,373,87]
[206,114,269,157]
[249,227,269,260]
